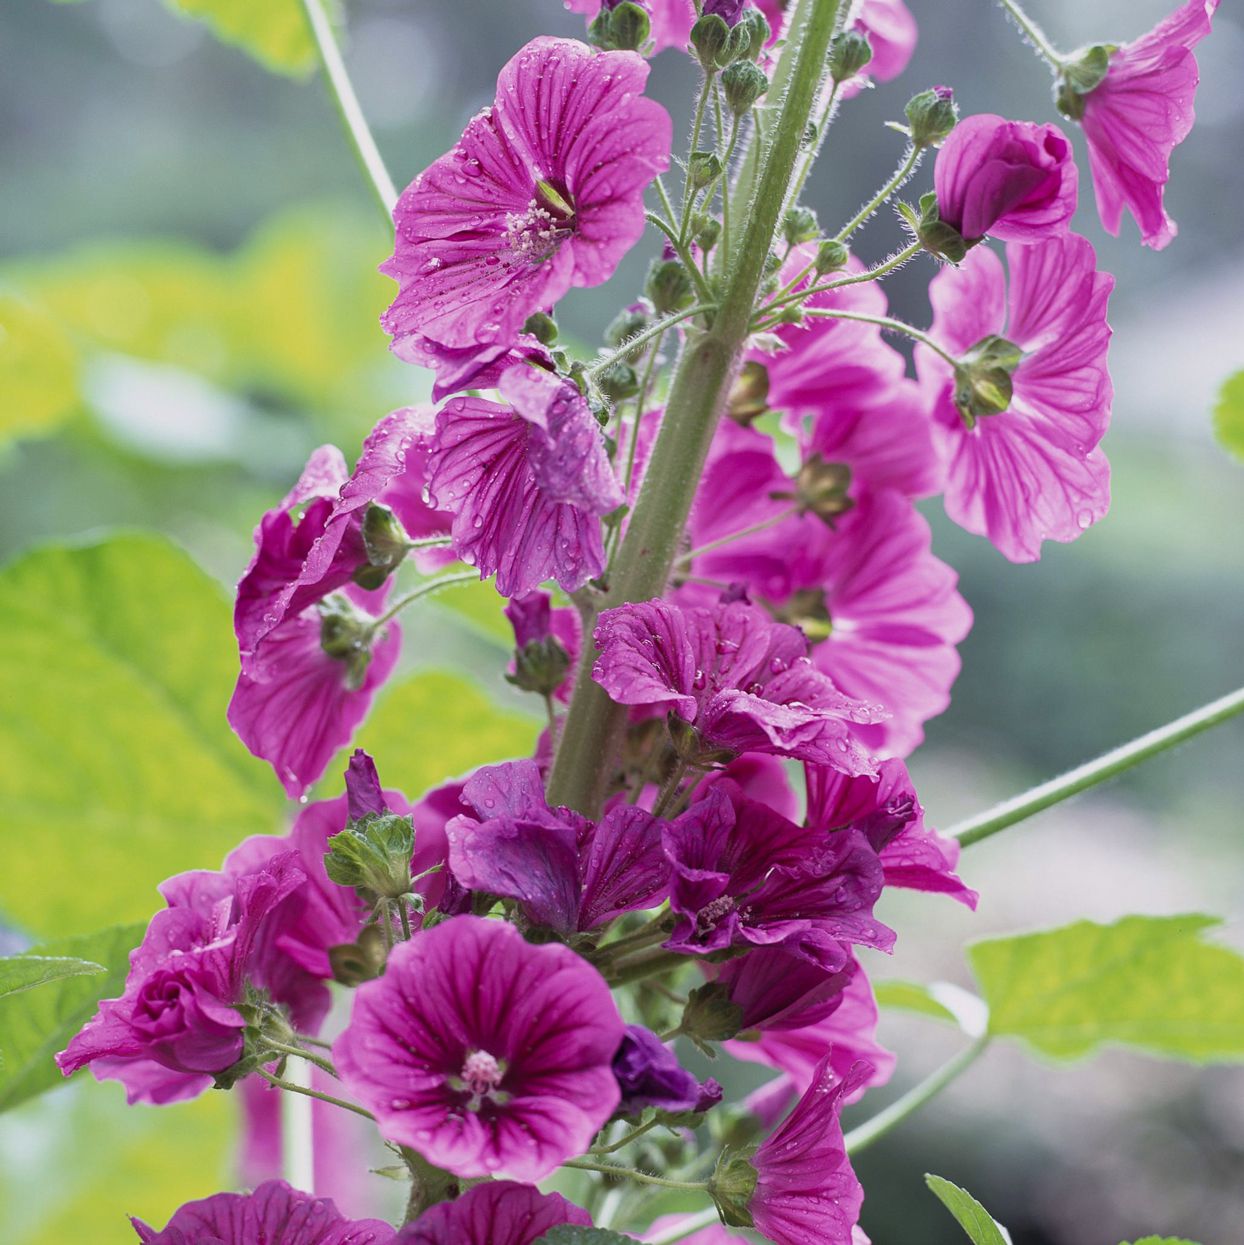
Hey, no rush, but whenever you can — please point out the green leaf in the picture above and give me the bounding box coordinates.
[534,1228,640,1245]
[0,1081,235,1244]
[0,956,103,1001]
[925,1174,1011,1245]
[0,533,282,936]
[161,0,313,75]
[1213,370,1244,463]
[0,296,80,447]
[874,979,961,1026]
[0,924,142,1112]
[328,671,540,799]
[970,915,1244,1063]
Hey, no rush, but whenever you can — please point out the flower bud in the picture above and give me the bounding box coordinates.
[728,360,770,425]
[354,502,410,590]
[507,636,571,698]
[953,333,1022,427]
[645,257,694,314]
[912,190,970,263]
[794,454,854,524]
[317,594,375,691]
[722,60,768,114]
[521,311,558,346]
[734,7,771,61]
[605,303,651,349]
[690,13,733,69]
[694,215,722,252]
[596,361,642,402]
[688,150,723,189]
[905,85,958,149]
[782,205,819,247]
[1055,44,1113,121]
[813,238,850,274]
[829,29,872,84]
[710,1149,759,1229]
[325,811,416,901]
[328,925,388,987]
[588,1,652,52]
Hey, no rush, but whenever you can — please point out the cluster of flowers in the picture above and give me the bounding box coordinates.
[57,0,1218,1241]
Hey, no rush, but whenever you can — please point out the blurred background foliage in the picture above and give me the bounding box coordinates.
[0,0,1242,1241]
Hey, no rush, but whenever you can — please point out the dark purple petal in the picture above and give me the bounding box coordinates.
[397,1181,591,1245]
[578,805,669,929]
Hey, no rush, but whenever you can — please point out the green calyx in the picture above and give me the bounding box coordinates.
[954,334,1024,428]
[355,503,411,590]
[908,190,973,263]
[709,1148,760,1228]
[588,1,652,52]
[680,982,745,1049]
[905,86,958,149]
[1055,44,1114,121]
[325,811,416,900]
[507,636,572,697]
[728,360,770,425]
[829,29,872,84]
[317,593,377,690]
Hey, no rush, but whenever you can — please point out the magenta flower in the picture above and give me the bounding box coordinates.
[427,365,623,598]
[916,234,1114,562]
[1078,0,1220,250]
[725,958,895,1097]
[613,1024,722,1116]
[593,598,885,772]
[933,114,1077,243]
[398,1181,591,1245]
[684,427,971,757]
[749,1059,869,1245]
[333,915,624,1180]
[566,0,696,54]
[664,781,893,968]
[715,945,855,1034]
[228,585,402,799]
[852,0,918,83]
[445,759,668,934]
[382,37,670,363]
[806,758,977,907]
[131,1180,394,1244]
[57,855,306,1105]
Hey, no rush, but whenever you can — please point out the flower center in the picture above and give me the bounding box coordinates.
[504,180,576,264]
[460,1048,505,1097]
[695,894,737,935]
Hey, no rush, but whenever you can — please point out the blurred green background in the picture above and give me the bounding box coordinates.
[1,0,1242,1241]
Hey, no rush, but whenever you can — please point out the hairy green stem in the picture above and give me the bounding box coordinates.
[759,307,957,367]
[547,0,842,816]
[836,144,922,241]
[588,305,712,379]
[844,1037,990,1155]
[950,686,1244,848]
[564,1158,708,1192]
[996,0,1066,71]
[265,1038,337,1077]
[297,0,398,225]
[256,1067,376,1122]
[591,1117,663,1155]
[368,570,478,632]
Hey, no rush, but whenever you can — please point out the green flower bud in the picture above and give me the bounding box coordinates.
[645,258,694,314]
[829,29,872,83]
[722,60,769,114]
[605,303,651,349]
[813,238,850,274]
[521,311,558,346]
[596,361,642,402]
[507,636,571,698]
[608,1,651,51]
[328,925,388,987]
[905,85,958,149]
[734,7,771,61]
[325,811,416,900]
[351,503,411,590]
[953,334,1023,428]
[690,13,732,69]
[689,150,723,189]
[694,215,722,253]
[782,205,820,247]
[728,360,770,425]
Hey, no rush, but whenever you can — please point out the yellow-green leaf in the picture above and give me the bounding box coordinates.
[874,980,960,1026]
[162,0,314,75]
[1213,370,1244,463]
[0,296,79,446]
[0,533,282,937]
[925,1175,1011,1245]
[970,915,1244,1063]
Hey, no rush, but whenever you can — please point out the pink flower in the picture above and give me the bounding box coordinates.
[1078,0,1220,250]
[933,114,1077,242]
[130,1180,394,1244]
[852,0,918,83]
[664,782,894,968]
[613,1024,722,1116]
[382,37,670,363]
[397,1181,590,1245]
[566,0,696,54]
[57,856,306,1105]
[227,585,402,799]
[749,1059,869,1245]
[916,234,1114,562]
[592,598,886,773]
[333,915,624,1181]
[427,365,624,597]
[724,958,895,1097]
[806,758,977,907]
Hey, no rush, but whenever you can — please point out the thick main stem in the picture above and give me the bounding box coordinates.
[547,0,842,816]
[949,686,1244,848]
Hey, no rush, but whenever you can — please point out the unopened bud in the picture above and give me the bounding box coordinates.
[721,61,768,114]
[325,811,415,900]
[813,238,850,274]
[521,311,558,346]
[354,503,410,590]
[609,1,651,51]
[688,150,723,189]
[782,205,819,247]
[328,925,388,987]
[734,7,771,61]
[829,29,872,83]
[645,258,694,314]
[690,13,732,69]
[728,361,770,425]
[694,215,722,252]
[596,361,641,402]
[905,85,958,148]
[605,303,651,349]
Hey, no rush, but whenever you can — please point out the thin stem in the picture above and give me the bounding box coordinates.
[592,1117,662,1155]
[756,240,922,321]
[256,1068,377,1122]
[718,113,742,272]
[605,949,688,988]
[564,1158,708,1192]
[547,0,842,818]
[651,756,690,818]
[266,1039,337,1077]
[950,686,1244,848]
[646,213,716,304]
[836,144,922,241]
[649,1208,721,1245]
[595,915,671,964]
[296,1034,334,1050]
[588,305,712,379]
[297,0,398,224]
[680,74,717,242]
[368,570,478,632]
[996,0,1066,72]
[677,505,798,566]
[397,900,413,942]
[769,307,957,367]
[844,1037,990,1155]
